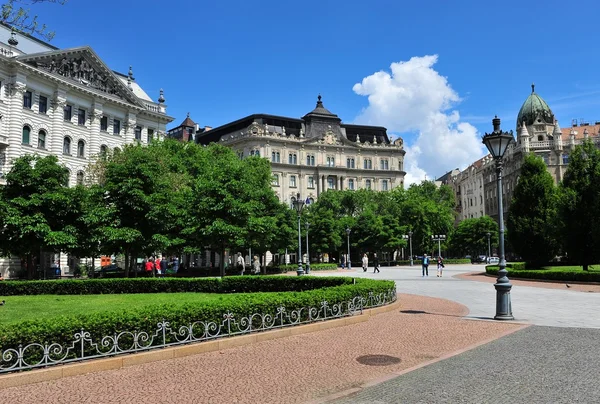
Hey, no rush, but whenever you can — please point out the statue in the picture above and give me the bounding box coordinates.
[356,135,360,143]
[58,57,69,76]
[49,59,56,72]
[71,59,80,79]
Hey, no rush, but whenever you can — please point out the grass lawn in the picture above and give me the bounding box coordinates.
[0,293,222,325]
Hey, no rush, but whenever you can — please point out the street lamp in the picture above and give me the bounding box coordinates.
[482,115,515,320]
[486,232,491,261]
[305,221,311,274]
[402,231,413,266]
[292,192,305,276]
[431,234,446,258]
[345,227,351,270]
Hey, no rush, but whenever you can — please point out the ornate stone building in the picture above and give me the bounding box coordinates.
[195,95,406,205]
[0,23,174,278]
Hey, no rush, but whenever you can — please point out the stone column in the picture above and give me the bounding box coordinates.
[51,88,68,157]
[337,176,342,190]
[124,112,137,144]
[6,75,28,167]
[90,102,103,157]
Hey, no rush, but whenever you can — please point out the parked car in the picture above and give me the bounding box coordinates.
[487,257,500,265]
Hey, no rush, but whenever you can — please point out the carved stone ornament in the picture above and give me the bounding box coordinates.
[325,133,335,145]
[34,56,120,97]
[9,82,27,97]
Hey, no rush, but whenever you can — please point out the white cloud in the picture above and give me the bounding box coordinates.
[352,55,485,185]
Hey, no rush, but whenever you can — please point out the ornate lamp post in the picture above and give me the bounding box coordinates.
[305,222,311,274]
[292,193,305,276]
[431,234,446,258]
[486,232,491,261]
[345,227,351,270]
[402,231,414,266]
[482,116,515,320]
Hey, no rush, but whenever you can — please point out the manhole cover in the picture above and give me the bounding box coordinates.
[356,354,401,366]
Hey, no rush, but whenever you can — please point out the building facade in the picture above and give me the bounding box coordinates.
[0,24,174,278]
[194,95,406,205]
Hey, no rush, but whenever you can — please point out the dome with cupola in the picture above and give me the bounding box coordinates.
[516,84,555,128]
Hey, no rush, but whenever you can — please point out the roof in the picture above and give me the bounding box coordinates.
[179,113,196,127]
[560,123,600,141]
[301,94,341,121]
[517,84,554,127]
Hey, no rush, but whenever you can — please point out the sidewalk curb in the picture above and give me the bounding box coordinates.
[0,298,401,390]
[308,323,530,403]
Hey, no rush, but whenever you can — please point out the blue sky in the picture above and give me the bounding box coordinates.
[30,0,600,181]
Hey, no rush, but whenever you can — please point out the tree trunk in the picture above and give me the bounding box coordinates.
[220,246,225,278]
[124,251,130,278]
[90,257,95,279]
[26,254,34,280]
[583,263,589,271]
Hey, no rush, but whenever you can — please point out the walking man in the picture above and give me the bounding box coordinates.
[373,253,380,273]
[422,254,430,277]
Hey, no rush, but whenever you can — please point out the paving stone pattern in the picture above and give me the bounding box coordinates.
[334,326,600,404]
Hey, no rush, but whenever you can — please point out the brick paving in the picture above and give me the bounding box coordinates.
[0,294,521,404]
[455,271,600,293]
[333,325,600,404]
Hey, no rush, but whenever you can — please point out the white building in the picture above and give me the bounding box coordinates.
[0,24,174,278]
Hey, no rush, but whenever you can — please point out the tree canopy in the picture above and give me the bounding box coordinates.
[1,0,66,41]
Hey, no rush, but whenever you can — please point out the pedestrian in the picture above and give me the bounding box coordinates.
[160,256,168,277]
[154,257,161,276]
[373,253,380,273]
[422,254,430,277]
[236,253,245,275]
[362,253,368,272]
[172,256,179,274]
[437,256,445,277]
[145,258,154,277]
[253,255,260,274]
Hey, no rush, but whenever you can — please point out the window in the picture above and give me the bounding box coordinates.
[289,175,296,187]
[380,159,389,170]
[346,158,355,168]
[63,104,72,121]
[307,176,314,188]
[37,130,46,149]
[147,128,154,143]
[480,195,483,205]
[327,177,335,189]
[76,171,84,186]
[365,179,372,190]
[39,95,47,114]
[100,145,108,157]
[327,157,335,167]
[542,154,549,165]
[306,154,315,166]
[363,159,372,169]
[100,116,108,131]
[288,153,297,164]
[187,127,193,141]
[113,119,121,135]
[134,126,142,141]
[562,154,569,164]
[250,149,260,157]
[348,179,355,190]
[77,140,85,158]
[78,108,86,126]
[272,174,279,186]
[22,125,31,144]
[23,91,32,108]
[63,137,71,155]
[271,151,280,163]
[382,179,388,191]
[537,135,543,141]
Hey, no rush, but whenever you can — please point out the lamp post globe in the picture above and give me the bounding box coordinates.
[305,221,311,274]
[482,115,515,320]
[292,192,305,276]
[345,227,351,270]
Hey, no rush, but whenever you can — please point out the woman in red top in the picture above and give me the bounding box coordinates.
[154,258,161,276]
[145,259,154,276]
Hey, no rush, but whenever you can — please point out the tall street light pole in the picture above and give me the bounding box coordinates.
[305,222,311,274]
[292,193,305,276]
[346,227,351,270]
[402,231,414,266]
[431,234,446,258]
[482,115,515,320]
[486,232,491,261]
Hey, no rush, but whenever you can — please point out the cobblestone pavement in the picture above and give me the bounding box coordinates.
[314,265,600,328]
[333,325,600,404]
[0,295,521,404]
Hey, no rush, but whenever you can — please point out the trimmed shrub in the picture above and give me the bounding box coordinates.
[0,276,354,297]
[277,263,338,271]
[485,265,600,282]
[0,278,395,357]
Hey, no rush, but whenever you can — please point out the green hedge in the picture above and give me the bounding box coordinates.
[396,258,471,266]
[277,263,338,271]
[0,278,395,358]
[0,276,354,296]
[485,265,600,282]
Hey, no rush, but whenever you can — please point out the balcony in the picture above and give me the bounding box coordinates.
[144,102,165,114]
[529,140,554,150]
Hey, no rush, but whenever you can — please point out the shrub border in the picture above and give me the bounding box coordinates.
[485,265,600,282]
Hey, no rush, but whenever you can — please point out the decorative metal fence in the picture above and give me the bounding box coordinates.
[1,288,396,374]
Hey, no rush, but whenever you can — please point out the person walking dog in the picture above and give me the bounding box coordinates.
[422,254,430,277]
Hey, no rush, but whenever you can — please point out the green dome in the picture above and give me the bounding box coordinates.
[517,84,554,127]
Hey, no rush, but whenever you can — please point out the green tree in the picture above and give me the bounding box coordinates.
[0,155,72,279]
[507,153,558,268]
[1,0,66,41]
[450,216,498,258]
[558,140,600,271]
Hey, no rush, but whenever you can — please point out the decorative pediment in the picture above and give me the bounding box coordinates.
[16,46,143,107]
[302,130,360,148]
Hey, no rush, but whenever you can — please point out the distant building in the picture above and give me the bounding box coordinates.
[193,95,406,205]
[0,23,173,278]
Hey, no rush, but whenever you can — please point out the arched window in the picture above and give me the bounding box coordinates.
[100,145,108,155]
[63,137,71,155]
[365,179,372,190]
[76,171,84,186]
[77,140,85,158]
[37,130,46,149]
[22,125,31,144]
